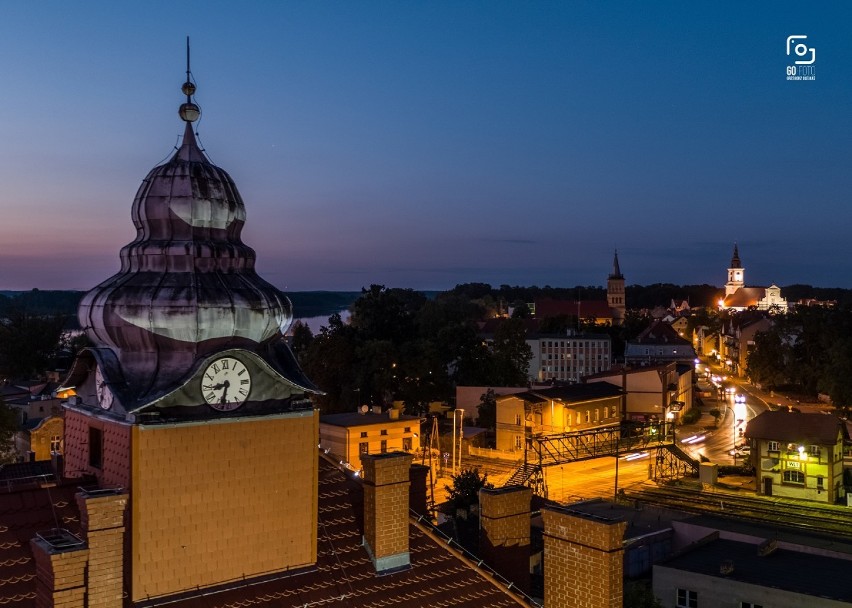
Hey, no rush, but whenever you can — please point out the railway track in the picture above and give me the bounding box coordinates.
[624,484,852,540]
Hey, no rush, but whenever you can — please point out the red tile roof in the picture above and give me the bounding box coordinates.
[0,459,527,608]
[745,411,847,445]
[0,483,82,606]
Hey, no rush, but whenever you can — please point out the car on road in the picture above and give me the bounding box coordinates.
[729,445,751,457]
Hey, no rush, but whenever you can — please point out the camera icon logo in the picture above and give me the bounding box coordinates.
[787,35,815,65]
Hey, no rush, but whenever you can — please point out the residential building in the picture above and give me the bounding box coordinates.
[495,382,622,452]
[585,363,693,422]
[624,320,697,366]
[719,315,772,377]
[319,409,420,471]
[745,410,848,503]
[14,415,63,462]
[529,331,612,383]
[654,537,852,608]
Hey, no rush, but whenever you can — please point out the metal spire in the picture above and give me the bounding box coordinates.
[179,36,200,123]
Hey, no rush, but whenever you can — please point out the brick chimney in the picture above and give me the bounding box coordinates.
[76,489,128,607]
[31,533,89,608]
[542,505,626,608]
[362,452,413,573]
[479,486,531,593]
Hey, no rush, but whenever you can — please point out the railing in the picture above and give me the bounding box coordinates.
[529,422,675,467]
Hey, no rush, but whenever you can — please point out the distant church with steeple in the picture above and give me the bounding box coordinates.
[606,250,626,325]
[720,244,788,312]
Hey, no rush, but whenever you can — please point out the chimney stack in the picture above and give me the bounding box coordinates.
[542,506,626,608]
[362,452,413,573]
[479,486,532,593]
[76,489,128,607]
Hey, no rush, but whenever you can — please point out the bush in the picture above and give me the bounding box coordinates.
[680,408,701,425]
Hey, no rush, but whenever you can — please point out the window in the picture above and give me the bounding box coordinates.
[359,442,368,454]
[767,441,779,452]
[817,476,824,491]
[50,435,61,453]
[514,435,522,450]
[380,429,388,436]
[676,588,697,608]
[594,409,599,422]
[404,427,411,433]
[360,431,368,438]
[88,427,103,469]
[403,437,412,451]
[380,440,388,453]
[783,470,805,484]
[515,414,522,426]
[585,411,590,424]
[809,445,821,458]
[576,412,581,425]
[602,406,608,419]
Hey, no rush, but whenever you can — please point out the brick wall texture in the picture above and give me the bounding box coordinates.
[542,508,626,608]
[77,492,128,608]
[479,486,531,593]
[362,453,412,562]
[130,411,318,601]
[63,410,132,489]
[30,540,89,608]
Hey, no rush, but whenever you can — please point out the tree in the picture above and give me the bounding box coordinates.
[477,389,497,429]
[623,581,663,608]
[0,309,66,379]
[510,300,531,319]
[491,318,532,386]
[445,468,493,514]
[0,396,19,464]
[290,320,314,360]
[709,408,721,427]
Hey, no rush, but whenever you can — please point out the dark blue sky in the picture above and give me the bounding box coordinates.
[0,1,849,291]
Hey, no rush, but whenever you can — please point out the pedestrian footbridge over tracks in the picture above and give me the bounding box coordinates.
[504,421,698,498]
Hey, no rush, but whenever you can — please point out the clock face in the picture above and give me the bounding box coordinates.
[201,356,252,411]
[95,367,114,410]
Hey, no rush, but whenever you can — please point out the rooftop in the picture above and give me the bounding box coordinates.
[320,411,420,427]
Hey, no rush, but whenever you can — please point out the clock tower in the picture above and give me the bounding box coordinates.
[61,54,321,602]
[725,243,745,297]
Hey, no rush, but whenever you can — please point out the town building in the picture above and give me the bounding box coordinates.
[623,320,697,366]
[720,244,788,312]
[495,382,623,453]
[745,410,847,503]
[319,408,420,471]
[533,251,627,327]
[585,363,693,423]
[719,315,772,377]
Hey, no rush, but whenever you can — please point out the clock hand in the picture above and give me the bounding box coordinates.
[220,380,230,404]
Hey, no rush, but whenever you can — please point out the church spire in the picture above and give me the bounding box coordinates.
[730,243,741,269]
[609,249,623,279]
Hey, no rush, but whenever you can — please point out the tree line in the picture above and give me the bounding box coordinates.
[746,306,852,409]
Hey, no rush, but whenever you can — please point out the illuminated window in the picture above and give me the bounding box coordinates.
[783,470,805,484]
[585,411,590,424]
[515,414,522,426]
[808,445,821,458]
[676,589,697,608]
[594,409,599,422]
[767,441,779,452]
[50,435,61,453]
[576,412,581,425]
[603,407,608,419]
[514,435,522,450]
[403,438,412,451]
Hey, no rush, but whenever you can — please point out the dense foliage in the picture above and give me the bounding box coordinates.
[0,309,67,379]
[746,306,852,409]
[298,285,533,414]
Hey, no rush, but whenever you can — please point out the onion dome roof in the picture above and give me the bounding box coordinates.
[78,74,294,399]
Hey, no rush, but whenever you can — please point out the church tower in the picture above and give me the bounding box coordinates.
[725,243,745,297]
[607,250,626,326]
[61,50,321,602]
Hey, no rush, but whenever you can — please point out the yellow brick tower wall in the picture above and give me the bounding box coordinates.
[130,411,318,602]
[542,507,626,608]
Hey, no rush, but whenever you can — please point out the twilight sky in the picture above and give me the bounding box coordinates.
[0,1,850,292]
